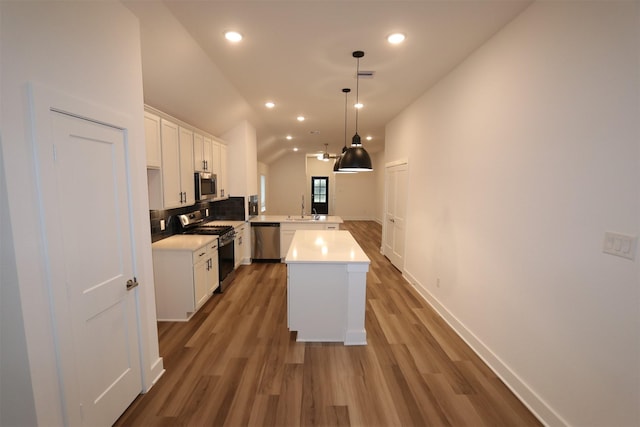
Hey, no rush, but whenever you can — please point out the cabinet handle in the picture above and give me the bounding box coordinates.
[199,251,206,257]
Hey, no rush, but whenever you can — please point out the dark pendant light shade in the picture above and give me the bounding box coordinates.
[340,51,372,172]
[340,143,372,171]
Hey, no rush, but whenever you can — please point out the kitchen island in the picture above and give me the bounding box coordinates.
[250,215,343,259]
[285,229,370,345]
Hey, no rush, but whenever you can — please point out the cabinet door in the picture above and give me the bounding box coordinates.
[144,111,161,168]
[234,225,245,268]
[219,144,228,198]
[160,119,182,208]
[179,127,195,205]
[193,132,205,172]
[194,257,209,310]
[203,136,213,173]
[211,141,221,177]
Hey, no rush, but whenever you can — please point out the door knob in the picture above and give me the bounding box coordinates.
[126,277,139,291]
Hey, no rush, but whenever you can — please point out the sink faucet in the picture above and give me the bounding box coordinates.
[301,195,304,218]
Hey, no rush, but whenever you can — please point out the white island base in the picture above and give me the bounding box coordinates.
[285,230,370,345]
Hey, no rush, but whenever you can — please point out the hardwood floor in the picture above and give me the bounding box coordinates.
[115,221,541,426]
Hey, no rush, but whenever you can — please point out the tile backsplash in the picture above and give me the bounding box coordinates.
[150,196,245,242]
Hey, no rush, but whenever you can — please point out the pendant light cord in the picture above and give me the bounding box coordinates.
[344,89,348,149]
[355,56,360,135]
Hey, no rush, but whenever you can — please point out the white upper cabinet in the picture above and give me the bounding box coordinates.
[178,127,195,206]
[144,107,225,208]
[144,111,161,169]
[219,143,228,199]
[147,118,195,210]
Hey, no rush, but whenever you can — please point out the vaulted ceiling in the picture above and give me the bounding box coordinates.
[125,1,532,164]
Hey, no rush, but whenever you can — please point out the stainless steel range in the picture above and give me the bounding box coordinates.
[179,211,236,291]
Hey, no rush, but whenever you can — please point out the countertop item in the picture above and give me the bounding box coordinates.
[152,234,218,251]
[285,230,369,264]
[250,215,343,224]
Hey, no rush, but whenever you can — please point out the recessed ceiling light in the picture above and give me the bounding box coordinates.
[366,136,372,141]
[297,116,305,122]
[354,102,363,109]
[286,135,293,140]
[387,33,406,44]
[265,101,275,108]
[293,147,299,152]
[224,31,243,42]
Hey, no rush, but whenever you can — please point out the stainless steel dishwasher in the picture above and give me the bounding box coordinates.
[251,222,281,262]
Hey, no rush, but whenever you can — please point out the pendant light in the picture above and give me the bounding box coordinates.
[334,88,356,173]
[339,50,373,172]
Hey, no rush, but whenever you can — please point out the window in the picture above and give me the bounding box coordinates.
[260,174,266,212]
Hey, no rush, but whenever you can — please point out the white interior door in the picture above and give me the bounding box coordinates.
[38,110,142,426]
[384,163,408,271]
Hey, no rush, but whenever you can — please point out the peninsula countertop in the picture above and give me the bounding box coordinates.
[250,215,343,224]
[284,230,369,264]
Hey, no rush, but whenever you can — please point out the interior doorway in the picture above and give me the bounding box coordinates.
[311,176,329,214]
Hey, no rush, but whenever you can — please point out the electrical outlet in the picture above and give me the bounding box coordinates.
[603,231,636,260]
[160,219,165,231]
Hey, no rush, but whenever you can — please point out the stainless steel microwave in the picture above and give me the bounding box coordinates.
[195,172,217,201]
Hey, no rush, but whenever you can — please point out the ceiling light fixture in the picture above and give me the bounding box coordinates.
[265,101,275,108]
[317,144,331,162]
[334,88,356,173]
[286,135,293,140]
[224,31,243,42]
[387,33,406,44]
[296,115,305,122]
[340,51,373,172]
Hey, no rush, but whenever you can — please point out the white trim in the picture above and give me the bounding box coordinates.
[402,267,568,427]
[384,158,408,168]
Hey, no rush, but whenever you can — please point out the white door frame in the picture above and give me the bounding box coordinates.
[382,159,409,271]
[28,82,146,425]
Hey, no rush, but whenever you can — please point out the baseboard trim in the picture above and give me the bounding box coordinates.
[402,268,567,427]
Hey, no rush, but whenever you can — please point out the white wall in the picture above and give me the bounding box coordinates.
[267,151,308,215]
[267,150,381,219]
[385,2,639,426]
[224,119,258,198]
[0,2,163,424]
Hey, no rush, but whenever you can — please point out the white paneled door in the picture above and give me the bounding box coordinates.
[36,108,142,426]
[384,162,408,271]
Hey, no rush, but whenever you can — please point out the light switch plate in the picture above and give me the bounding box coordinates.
[160,219,165,231]
[603,231,636,260]
[206,208,209,217]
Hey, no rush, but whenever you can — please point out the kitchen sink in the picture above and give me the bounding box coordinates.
[288,216,320,221]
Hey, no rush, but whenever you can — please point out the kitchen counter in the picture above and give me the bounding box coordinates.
[284,230,369,345]
[285,229,369,264]
[152,234,217,251]
[250,215,343,224]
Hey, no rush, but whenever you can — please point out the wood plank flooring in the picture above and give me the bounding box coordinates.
[115,221,541,426]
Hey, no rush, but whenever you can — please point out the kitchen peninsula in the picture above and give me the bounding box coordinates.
[285,229,370,345]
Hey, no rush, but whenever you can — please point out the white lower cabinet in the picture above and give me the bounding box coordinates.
[152,236,219,321]
[234,223,247,268]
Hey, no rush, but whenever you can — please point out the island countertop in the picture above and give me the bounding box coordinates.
[285,230,370,264]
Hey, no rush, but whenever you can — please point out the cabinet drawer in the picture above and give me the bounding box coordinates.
[192,245,209,265]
